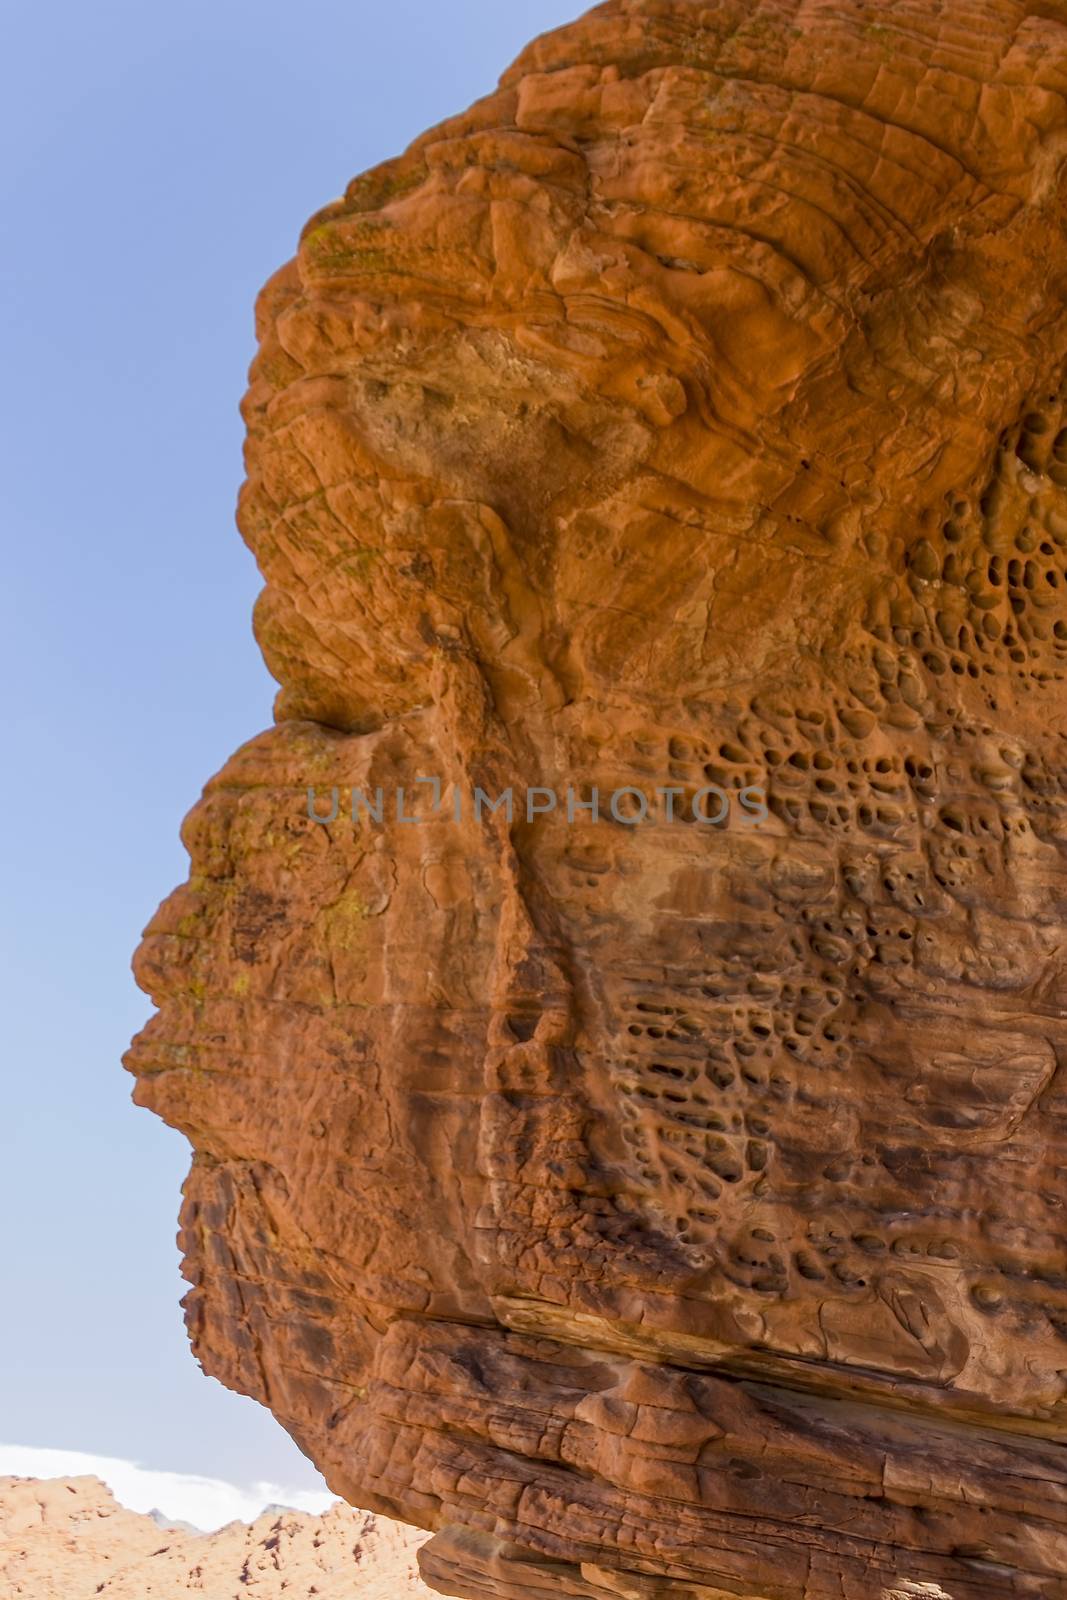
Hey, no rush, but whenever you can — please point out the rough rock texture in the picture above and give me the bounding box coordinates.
[127,1,1067,1595]
[0,1476,430,1597]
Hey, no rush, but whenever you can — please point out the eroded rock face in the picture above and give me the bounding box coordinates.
[127,1,1067,1595]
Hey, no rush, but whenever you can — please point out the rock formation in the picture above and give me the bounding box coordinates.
[0,1476,430,1597]
[127,0,1067,1594]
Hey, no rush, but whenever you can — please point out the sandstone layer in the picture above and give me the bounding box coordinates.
[128,1,1067,1595]
[0,1476,430,1598]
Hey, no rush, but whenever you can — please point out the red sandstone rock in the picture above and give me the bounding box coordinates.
[0,1476,430,1597]
[128,2,1067,1595]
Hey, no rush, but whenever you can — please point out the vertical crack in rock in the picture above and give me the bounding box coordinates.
[128,1,1067,1595]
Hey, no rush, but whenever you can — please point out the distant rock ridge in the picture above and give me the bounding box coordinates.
[146,1506,202,1536]
[0,1476,431,1597]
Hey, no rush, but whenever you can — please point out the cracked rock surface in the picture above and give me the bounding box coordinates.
[128,1,1067,1595]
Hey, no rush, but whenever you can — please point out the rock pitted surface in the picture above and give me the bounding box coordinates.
[128,1,1067,1595]
[0,1476,430,1598]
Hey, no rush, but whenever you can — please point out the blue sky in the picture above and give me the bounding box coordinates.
[0,0,578,1494]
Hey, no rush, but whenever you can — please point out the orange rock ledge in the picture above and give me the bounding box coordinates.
[128,2,1067,1595]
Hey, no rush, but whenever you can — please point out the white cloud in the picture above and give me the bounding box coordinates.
[0,1444,337,1531]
